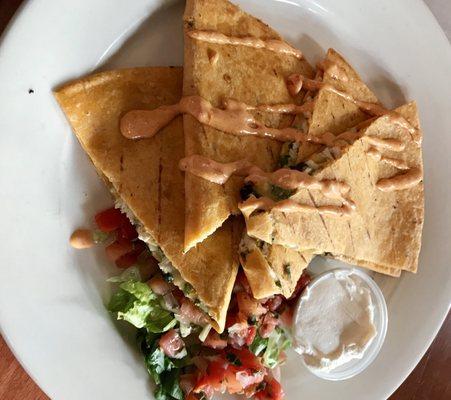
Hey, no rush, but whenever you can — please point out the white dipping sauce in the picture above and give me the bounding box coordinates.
[293,270,377,372]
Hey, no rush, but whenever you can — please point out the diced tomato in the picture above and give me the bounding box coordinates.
[95,208,127,232]
[234,369,265,391]
[115,251,138,268]
[117,218,138,241]
[264,295,284,312]
[180,374,198,395]
[235,270,252,293]
[255,377,284,400]
[114,241,147,268]
[280,306,294,327]
[185,392,199,400]
[159,329,185,358]
[223,366,246,394]
[245,325,257,346]
[105,241,133,262]
[259,313,279,339]
[195,348,267,398]
[148,275,171,295]
[138,255,160,281]
[237,292,267,318]
[203,331,228,350]
[288,271,311,301]
[226,309,246,329]
[171,287,185,304]
[228,320,250,348]
[132,240,147,255]
[180,298,210,326]
[195,360,228,393]
[227,347,264,372]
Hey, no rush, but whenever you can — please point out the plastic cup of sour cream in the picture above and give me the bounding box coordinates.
[292,268,388,381]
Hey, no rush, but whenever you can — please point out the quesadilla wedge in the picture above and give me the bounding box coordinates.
[183,0,314,251]
[281,48,380,167]
[240,102,424,275]
[55,67,238,332]
[239,235,314,299]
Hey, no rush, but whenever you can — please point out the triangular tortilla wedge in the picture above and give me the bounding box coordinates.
[242,102,423,275]
[296,48,380,162]
[54,67,238,332]
[183,0,314,251]
[241,48,383,298]
[239,235,314,299]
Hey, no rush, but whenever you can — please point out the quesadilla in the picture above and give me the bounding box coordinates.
[240,48,382,297]
[55,67,238,331]
[240,102,424,275]
[183,0,314,251]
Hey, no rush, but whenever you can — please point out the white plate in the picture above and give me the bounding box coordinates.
[0,1,450,399]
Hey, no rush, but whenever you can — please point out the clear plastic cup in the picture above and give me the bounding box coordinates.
[293,268,388,381]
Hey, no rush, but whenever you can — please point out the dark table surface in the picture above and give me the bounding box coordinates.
[0,0,449,399]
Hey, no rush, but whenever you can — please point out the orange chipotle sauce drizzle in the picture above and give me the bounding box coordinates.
[187,30,304,59]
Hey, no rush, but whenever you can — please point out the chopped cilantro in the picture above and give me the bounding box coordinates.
[293,162,309,172]
[283,263,291,277]
[270,184,295,200]
[240,182,257,200]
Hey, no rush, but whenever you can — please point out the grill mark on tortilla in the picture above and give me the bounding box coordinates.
[359,139,373,183]
[307,190,334,248]
[330,159,356,255]
[351,143,373,243]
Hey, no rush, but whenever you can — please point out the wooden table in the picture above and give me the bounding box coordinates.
[0,0,450,399]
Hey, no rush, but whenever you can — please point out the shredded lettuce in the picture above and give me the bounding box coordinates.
[250,333,269,356]
[109,279,194,400]
[108,279,176,331]
[250,329,292,368]
[137,329,190,400]
[262,328,292,369]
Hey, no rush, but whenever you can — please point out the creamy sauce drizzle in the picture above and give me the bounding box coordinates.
[288,74,389,117]
[179,155,253,185]
[187,30,303,59]
[121,96,359,148]
[365,136,405,151]
[317,60,349,82]
[376,167,422,192]
[366,147,409,170]
[239,196,355,218]
[245,167,352,199]
[225,99,314,115]
[180,155,355,217]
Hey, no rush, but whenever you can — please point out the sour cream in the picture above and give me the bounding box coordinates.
[293,269,378,374]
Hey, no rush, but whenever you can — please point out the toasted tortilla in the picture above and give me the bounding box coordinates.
[183,0,314,251]
[54,67,238,332]
[240,237,314,299]
[297,48,380,162]
[243,102,424,275]
[240,48,382,297]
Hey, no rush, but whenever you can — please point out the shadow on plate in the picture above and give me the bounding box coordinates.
[97,0,185,71]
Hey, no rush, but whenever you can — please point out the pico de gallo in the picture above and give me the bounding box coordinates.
[70,207,311,400]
